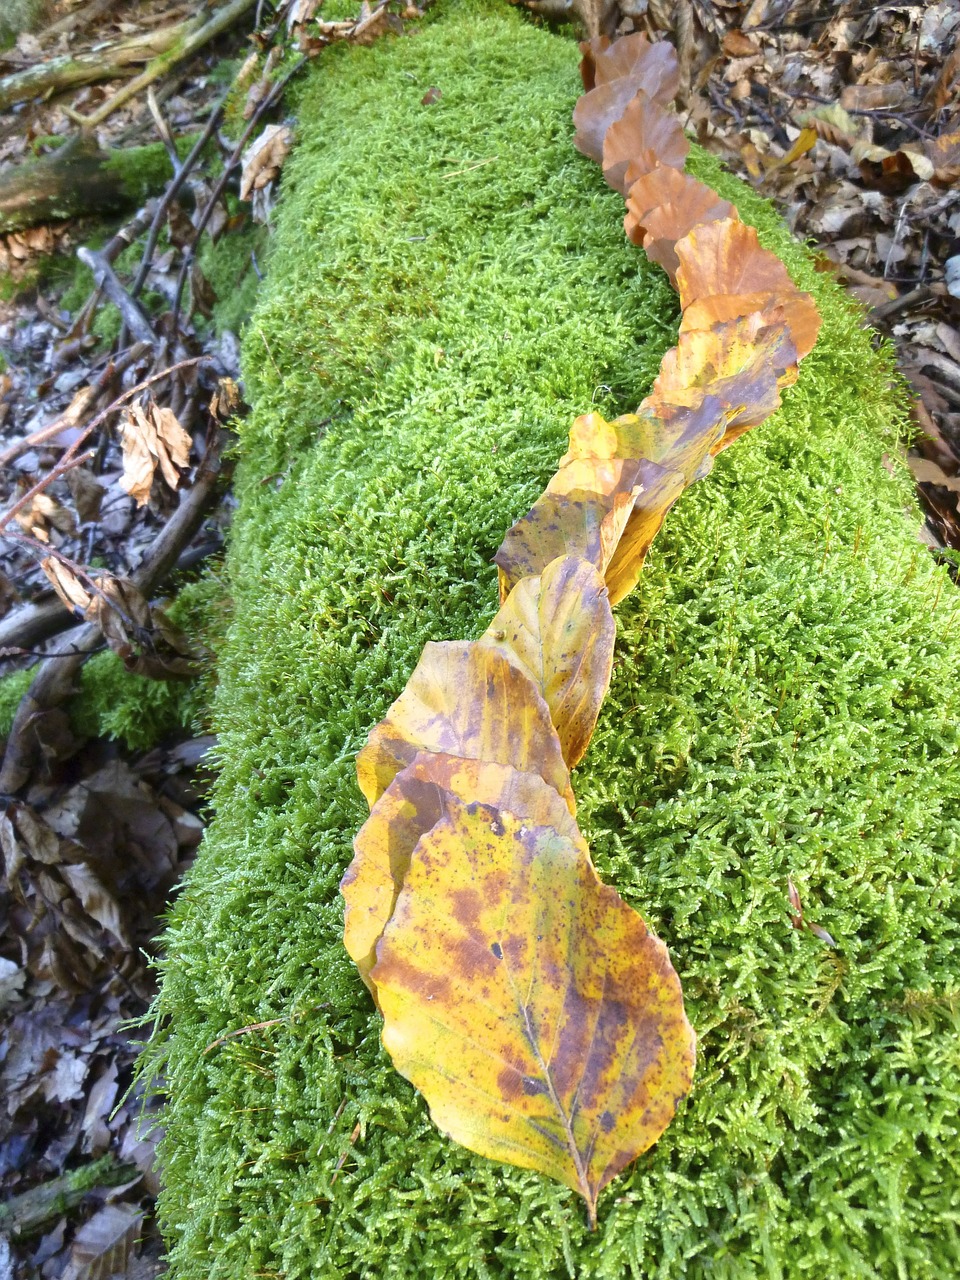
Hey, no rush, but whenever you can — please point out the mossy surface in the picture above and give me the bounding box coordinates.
[0,574,226,751]
[143,3,960,1277]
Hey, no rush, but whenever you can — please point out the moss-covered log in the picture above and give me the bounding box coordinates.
[0,137,187,233]
[142,2,960,1276]
[0,24,183,112]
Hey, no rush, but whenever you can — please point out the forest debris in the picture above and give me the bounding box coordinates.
[239,123,293,219]
[60,1203,143,1280]
[118,401,192,505]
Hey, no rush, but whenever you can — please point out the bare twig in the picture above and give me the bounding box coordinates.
[0,450,95,535]
[172,59,306,328]
[69,0,258,128]
[0,344,150,469]
[76,247,159,347]
[129,92,230,303]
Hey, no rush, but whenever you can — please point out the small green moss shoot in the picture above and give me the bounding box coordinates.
[141,3,960,1278]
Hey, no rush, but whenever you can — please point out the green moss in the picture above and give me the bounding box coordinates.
[0,0,47,46]
[102,136,201,206]
[0,666,36,739]
[0,574,227,752]
[198,222,269,334]
[142,4,960,1277]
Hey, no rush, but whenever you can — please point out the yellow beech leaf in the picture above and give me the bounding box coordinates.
[494,467,642,602]
[603,463,686,607]
[355,641,574,813]
[680,289,820,363]
[342,751,580,991]
[649,314,799,443]
[479,555,615,768]
[560,402,727,483]
[373,793,696,1228]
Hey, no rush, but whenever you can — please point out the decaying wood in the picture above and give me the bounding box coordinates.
[76,246,159,347]
[0,136,140,235]
[0,24,186,113]
[0,427,228,795]
[72,0,258,127]
[0,1156,138,1240]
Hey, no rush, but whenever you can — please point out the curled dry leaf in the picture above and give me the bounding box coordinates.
[602,92,689,195]
[14,491,77,542]
[119,401,192,507]
[652,313,799,438]
[373,793,696,1230]
[479,555,615,768]
[625,166,736,281]
[494,460,644,600]
[355,641,574,813]
[342,751,580,990]
[587,32,680,99]
[239,123,294,202]
[675,219,821,358]
[573,36,681,164]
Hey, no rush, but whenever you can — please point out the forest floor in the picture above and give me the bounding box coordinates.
[0,0,957,1276]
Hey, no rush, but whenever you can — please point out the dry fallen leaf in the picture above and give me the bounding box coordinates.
[118,401,192,506]
[479,555,615,768]
[602,92,689,195]
[239,123,294,202]
[342,750,580,989]
[494,460,644,600]
[573,37,681,164]
[625,166,736,281]
[355,641,574,813]
[373,792,696,1229]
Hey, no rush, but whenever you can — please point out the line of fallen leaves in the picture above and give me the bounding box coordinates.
[339,32,821,1229]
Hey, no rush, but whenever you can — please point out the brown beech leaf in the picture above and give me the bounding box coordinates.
[675,220,820,359]
[239,123,294,201]
[342,751,580,990]
[602,93,689,195]
[119,402,192,507]
[373,793,696,1229]
[573,37,681,165]
[355,642,574,813]
[625,166,736,281]
[588,32,680,98]
[479,555,615,768]
[494,458,645,600]
[578,35,612,91]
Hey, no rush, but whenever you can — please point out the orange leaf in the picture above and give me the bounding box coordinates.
[479,555,615,768]
[625,167,736,281]
[342,751,579,990]
[674,219,821,359]
[373,793,696,1228]
[355,641,574,812]
[573,38,681,166]
[602,94,689,195]
[602,464,686,606]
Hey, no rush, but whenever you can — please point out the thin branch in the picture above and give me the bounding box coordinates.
[0,451,95,535]
[171,58,306,329]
